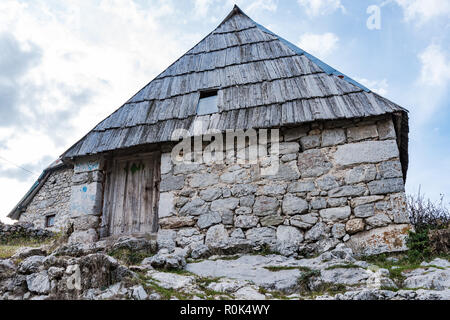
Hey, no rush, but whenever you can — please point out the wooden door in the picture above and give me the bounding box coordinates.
[101,153,160,237]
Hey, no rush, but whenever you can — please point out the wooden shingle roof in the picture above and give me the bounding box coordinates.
[62,5,409,174]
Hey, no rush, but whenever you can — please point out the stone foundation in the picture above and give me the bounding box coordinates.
[156,115,411,256]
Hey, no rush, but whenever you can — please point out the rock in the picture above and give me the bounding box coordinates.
[48,266,65,279]
[70,215,100,231]
[234,286,266,300]
[297,150,332,178]
[346,224,411,256]
[305,223,329,242]
[403,266,450,290]
[319,207,351,222]
[112,237,156,253]
[230,228,245,239]
[258,184,287,196]
[322,128,346,147]
[197,212,222,229]
[160,153,172,174]
[176,228,204,247]
[377,119,396,140]
[260,215,284,227]
[368,178,404,195]
[179,198,209,216]
[267,161,300,181]
[332,223,346,239]
[366,214,392,227]
[278,142,300,155]
[350,196,385,207]
[334,140,399,166]
[328,185,367,198]
[26,271,51,294]
[18,256,45,274]
[347,124,378,142]
[320,267,369,285]
[69,229,98,244]
[158,192,175,218]
[199,188,222,201]
[253,196,279,216]
[317,176,339,191]
[287,181,315,193]
[235,215,259,229]
[207,279,247,294]
[220,169,247,184]
[346,219,365,234]
[354,204,375,218]
[366,268,397,290]
[282,194,308,215]
[189,173,219,188]
[231,184,256,198]
[160,174,185,192]
[345,165,377,184]
[205,224,229,247]
[148,271,194,290]
[173,163,204,175]
[300,135,320,150]
[235,207,252,215]
[239,195,255,207]
[145,248,186,270]
[0,259,16,279]
[276,226,304,256]
[281,154,297,162]
[12,247,47,260]
[311,198,327,210]
[378,160,403,179]
[190,244,210,259]
[157,229,177,251]
[245,227,276,246]
[290,214,317,229]
[211,198,240,212]
[132,285,148,300]
[159,216,195,229]
[421,258,450,269]
[284,126,309,142]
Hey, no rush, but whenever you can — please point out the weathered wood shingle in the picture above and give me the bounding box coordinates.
[62,5,408,170]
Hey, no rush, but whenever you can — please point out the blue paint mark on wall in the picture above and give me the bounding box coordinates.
[82,186,87,192]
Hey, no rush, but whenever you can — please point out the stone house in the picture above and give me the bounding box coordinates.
[8,6,410,256]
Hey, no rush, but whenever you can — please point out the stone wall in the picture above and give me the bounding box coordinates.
[0,222,54,244]
[157,115,411,257]
[19,168,73,231]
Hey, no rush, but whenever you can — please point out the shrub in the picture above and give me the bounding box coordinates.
[407,189,449,232]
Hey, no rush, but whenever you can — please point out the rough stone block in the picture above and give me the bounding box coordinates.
[346,224,411,256]
[287,181,315,193]
[345,219,365,234]
[159,217,195,229]
[159,192,175,218]
[253,196,279,216]
[366,213,392,227]
[334,140,399,166]
[70,183,103,217]
[235,215,259,229]
[282,194,308,215]
[68,229,98,244]
[297,149,332,178]
[300,135,320,150]
[344,164,377,184]
[322,128,346,147]
[283,126,309,142]
[354,204,375,218]
[260,215,285,227]
[378,160,403,179]
[347,124,378,142]
[278,142,300,155]
[368,178,404,195]
[377,119,396,140]
[328,185,367,198]
[319,206,351,222]
[160,153,173,175]
[179,198,209,216]
[189,173,219,188]
[160,174,185,192]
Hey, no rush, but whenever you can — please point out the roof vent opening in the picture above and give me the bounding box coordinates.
[197,90,219,115]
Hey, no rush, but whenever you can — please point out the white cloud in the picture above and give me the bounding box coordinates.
[395,0,450,24]
[297,32,339,59]
[355,78,389,96]
[245,0,278,14]
[418,44,450,86]
[297,0,345,16]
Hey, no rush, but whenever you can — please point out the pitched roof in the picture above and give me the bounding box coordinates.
[62,5,408,165]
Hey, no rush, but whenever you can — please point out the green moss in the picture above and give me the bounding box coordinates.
[263,265,312,272]
[325,264,364,270]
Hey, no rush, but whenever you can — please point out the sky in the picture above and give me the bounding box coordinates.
[0,0,449,223]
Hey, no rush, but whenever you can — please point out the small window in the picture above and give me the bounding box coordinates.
[46,215,56,227]
[196,90,218,115]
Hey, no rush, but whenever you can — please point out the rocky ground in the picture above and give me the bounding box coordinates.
[0,238,449,300]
